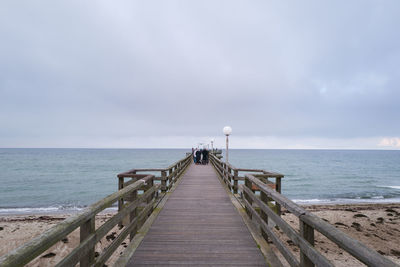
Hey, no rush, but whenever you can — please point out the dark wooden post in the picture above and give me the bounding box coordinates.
[244,177,253,219]
[260,191,269,241]
[300,220,315,267]
[276,177,282,216]
[233,170,239,194]
[129,188,137,241]
[80,217,95,267]
[146,176,154,216]
[168,168,173,186]
[161,170,167,192]
[118,176,124,212]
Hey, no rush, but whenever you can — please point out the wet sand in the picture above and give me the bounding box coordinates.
[0,204,399,266]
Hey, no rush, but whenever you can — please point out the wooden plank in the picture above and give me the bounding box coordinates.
[127,164,267,266]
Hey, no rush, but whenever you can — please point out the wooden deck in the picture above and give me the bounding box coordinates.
[127,163,266,266]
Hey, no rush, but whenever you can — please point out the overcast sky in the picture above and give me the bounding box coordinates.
[1,1,399,149]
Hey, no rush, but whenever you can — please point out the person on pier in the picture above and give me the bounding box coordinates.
[202,148,209,164]
[195,149,202,164]
[192,148,197,163]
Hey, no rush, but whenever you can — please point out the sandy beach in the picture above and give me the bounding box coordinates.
[0,213,126,266]
[276,203,400,266]
[0,203,399,266]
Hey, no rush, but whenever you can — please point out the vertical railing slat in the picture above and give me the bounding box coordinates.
[80,217,95,267]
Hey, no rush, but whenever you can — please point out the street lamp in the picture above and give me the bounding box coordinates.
[223,126,232,163]
[210,139,215,151]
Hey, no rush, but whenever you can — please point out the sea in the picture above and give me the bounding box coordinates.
[1,148,400,215]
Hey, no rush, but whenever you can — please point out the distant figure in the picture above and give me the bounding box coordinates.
[192,148,197,163]
[195,149,201,164]
[202,149,209,164]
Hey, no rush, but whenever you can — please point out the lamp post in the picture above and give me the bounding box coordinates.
[210,139,214,151]
[223,126,232,163]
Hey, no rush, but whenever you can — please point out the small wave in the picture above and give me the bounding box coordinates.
[0,205,118,215]
[292,199,332,204]
[0,206,84,215]
[378,185,400,190]
[293,197,400,205]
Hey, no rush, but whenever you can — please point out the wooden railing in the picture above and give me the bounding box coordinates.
[209,152,283,203]
[210,153,398,267]
[0,154,192,267]
[242,174,398,267]
[117,153,192,194]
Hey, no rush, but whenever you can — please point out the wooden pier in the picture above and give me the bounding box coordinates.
[0,151,398,267]
[127,164,266,266]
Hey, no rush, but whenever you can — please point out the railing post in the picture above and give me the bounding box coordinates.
[227,166,232,184]
[129,187,138,241]
[161,170,167,192]
[260,191,269,241]
[276,177,282,216]
[118,176,124,212]
[168,168,173,186]
[233,170,238,194]
[300,220,315,267]
[80,217,95,267]
[146,176,154,215]
[244,177,253,219]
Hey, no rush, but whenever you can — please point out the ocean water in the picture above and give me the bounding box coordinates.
[0,148,399,214]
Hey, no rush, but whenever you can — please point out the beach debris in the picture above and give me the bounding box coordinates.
[61,238,68,243]
[351,222,362,231]
[286,240,294,246]
[42,252,56,258]
[391,249,400,257]
[345,208,356,212]
[385,208,397,213]
[94,251,100,258]
[370,223,376,227]
[334,222,347,227]
[353,213,368,218]
[378,250,386,255]
[376,217,384,223]
[106,232,117,241]
[373,233,387,241]
[387,213,394,216]
[0,226,3,231]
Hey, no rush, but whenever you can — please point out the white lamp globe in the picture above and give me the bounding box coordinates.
[223,126,232,136]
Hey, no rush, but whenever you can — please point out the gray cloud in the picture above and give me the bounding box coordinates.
[1,1,400,148]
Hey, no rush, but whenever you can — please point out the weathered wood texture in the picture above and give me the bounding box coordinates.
[243,174,399,267]
[127,164,267,266]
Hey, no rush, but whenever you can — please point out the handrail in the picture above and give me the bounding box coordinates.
[243,174,398,267]
[0,175,154,267]
[209,153,284,195]
[0,153,192,267]
[117,154,192,193]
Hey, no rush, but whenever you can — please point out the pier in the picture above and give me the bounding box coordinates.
[0,152,398,267]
